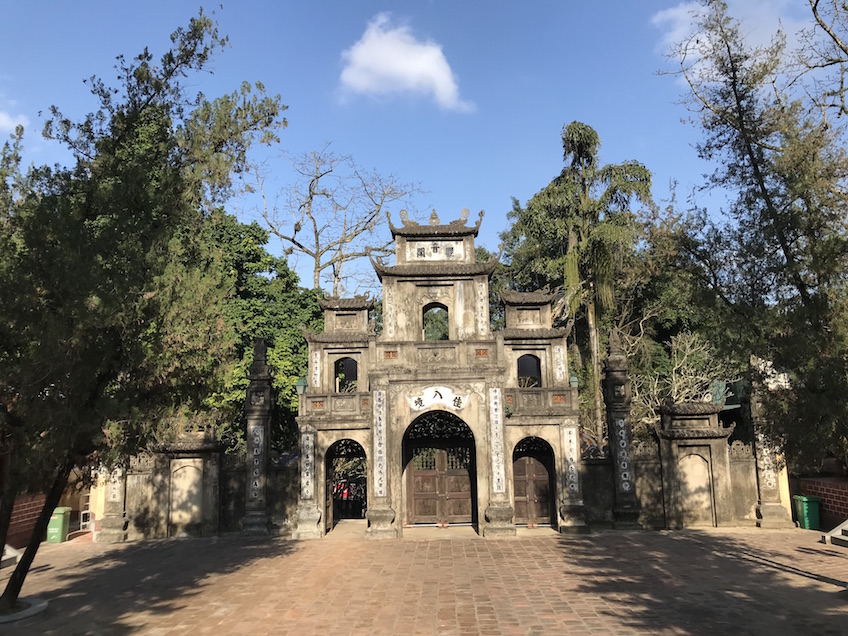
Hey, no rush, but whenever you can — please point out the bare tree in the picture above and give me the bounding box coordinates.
[256,145,421,295]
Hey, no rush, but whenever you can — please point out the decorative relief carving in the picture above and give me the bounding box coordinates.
[374,390,387,497]
[248,423,265,500]
[384,350,398,359]
[129,454,154,473]
[489,388,506,493]
[614,418,633,493]
[552,394,568,404]
[730,439,753,459]
[631,439,659,460]
[311,400,324,410]
[250,390,265,405]
[333,396,355,412]
[418,347,456,364]
[475,348,489,357]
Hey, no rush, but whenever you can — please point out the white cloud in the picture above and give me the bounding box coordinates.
[0,110,28,133]
[652,0,807,55]
[340,13,474,113]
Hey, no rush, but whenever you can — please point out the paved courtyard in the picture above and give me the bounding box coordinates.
[0,523,847,635]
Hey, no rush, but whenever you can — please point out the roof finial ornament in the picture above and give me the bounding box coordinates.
[428,209,440,226]
[460,208,469,223]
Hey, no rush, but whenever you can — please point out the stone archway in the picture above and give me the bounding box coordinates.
[402,411,477,528]
[512,437,555,528]
[325,439,367,533]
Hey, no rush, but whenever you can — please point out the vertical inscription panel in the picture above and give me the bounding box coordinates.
[373,390,387,497]
[563,427,580,495]
[247,422,266,503]
[301,432,314,499]
[489,388,506,493]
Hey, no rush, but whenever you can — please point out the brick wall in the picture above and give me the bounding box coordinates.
[799,477,848,530]
[7,492,47,548]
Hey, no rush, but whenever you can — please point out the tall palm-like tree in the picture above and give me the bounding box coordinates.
[511,122,651,441]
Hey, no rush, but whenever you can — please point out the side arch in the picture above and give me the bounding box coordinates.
[512,436,555,527]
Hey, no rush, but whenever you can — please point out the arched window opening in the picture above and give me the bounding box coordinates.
[422,303,450,341]
[517,354,542,388]
[334,357,358,393]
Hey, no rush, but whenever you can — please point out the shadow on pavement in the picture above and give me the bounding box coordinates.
[1,533,299,635]
[557,529,848,635]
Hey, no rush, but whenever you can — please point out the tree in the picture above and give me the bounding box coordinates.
[204,211,323,452]
[256,146,421,294]
[0,10,285,609]
[668,0,848,467]
[502,122,651,441]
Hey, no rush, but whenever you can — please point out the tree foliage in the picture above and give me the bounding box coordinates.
[502,122,651,441]
[668,0,848,468]
[0,10,286,608]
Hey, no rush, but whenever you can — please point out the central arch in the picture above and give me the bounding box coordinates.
[402,411,477,528]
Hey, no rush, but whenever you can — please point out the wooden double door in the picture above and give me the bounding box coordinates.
[407,443,474,525]
[513,455,554,527]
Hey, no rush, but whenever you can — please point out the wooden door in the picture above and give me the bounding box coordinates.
[408,445,473,525]
[513,456,553,527]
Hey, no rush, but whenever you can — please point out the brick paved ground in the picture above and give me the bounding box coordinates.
[1,524,847,635]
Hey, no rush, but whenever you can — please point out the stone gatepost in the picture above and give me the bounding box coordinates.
[750,384,794,528]
[483,387,516,537]
[602,332,641,528]
[366,388,397,538]
[97,467,128,543]
[559,422,588,532]
[242,338,272,535]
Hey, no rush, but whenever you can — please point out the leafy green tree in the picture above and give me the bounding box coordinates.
[502,122,651,441]
[204,211,322,452]
[0,11,284,609]
[669,0,848,467]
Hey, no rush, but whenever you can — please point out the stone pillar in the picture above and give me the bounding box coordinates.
[483,387,516,537]
[750,386,794,528]
[559,422,588,532]
[242,338,272,535]
[602,332,641,528]
[97,467,127,543]
[366,388,398,538]
[293,425,323,538]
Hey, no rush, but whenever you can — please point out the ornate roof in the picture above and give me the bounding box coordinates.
[501,327,567,340]
[318,295,375,311]
[369,258,500,281]
[499,289,555,306]
[303,330,373,343]
[388,208,484,238]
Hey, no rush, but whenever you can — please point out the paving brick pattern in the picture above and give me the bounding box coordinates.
[2,526,848,635]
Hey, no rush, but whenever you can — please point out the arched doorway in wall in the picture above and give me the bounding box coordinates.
[402,411,477,527]
[512,437,555,528]
[325,439,367,533]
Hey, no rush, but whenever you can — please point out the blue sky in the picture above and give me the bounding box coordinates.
[0,1,813,287]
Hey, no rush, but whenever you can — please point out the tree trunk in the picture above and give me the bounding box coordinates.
[0,464,72,612]
[586,299,605,443]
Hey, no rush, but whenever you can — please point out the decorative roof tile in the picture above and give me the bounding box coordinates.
[388,208,484,238]
[318,295,375,310]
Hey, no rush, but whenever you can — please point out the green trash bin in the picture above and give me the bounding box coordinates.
[46,506,72,543]
[792,495,821,530]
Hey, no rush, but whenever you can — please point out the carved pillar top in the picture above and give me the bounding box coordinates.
[603,330,631,412]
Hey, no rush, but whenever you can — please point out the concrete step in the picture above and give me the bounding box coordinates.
[830,534,848,548]
[1,544,21,569]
